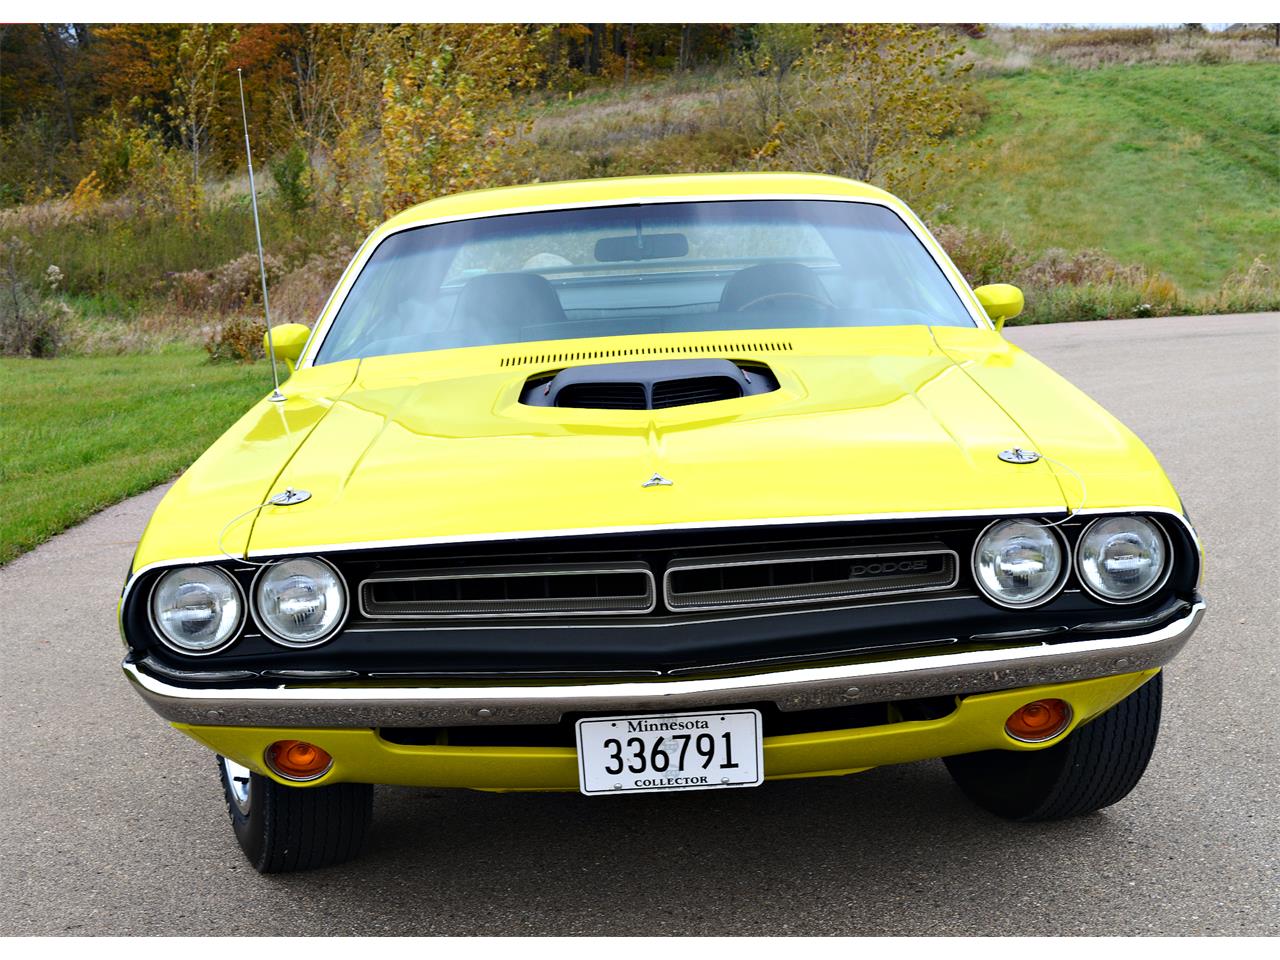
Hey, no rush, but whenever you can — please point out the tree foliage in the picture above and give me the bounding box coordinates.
[761,24,977,204]
[378,24,538,214]
[168,24,236,216]
[736,23,817,133]
[2,22,982,218]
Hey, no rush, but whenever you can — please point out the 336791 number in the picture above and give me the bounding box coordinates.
[600,733,739,776]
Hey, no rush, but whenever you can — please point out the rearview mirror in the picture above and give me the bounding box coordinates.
[263,323,311,373]
[595,233,689,262]
[973,284,1024,332]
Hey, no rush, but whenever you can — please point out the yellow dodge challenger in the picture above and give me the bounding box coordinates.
[121,172,1204,872]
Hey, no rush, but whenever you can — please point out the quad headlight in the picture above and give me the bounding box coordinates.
[1076,516,1168,603]
[151,565,244,655]
[973,519,1066,608]
[253,557,346,646]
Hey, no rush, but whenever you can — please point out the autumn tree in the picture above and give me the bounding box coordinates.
[316,25,387,226]
[762,25,975,203]
[168,24,236,189]
[736,23,817,133]
[277,24,338,170]
[222,24,302,169]
[377,24,538,214]
[89,24,181,120]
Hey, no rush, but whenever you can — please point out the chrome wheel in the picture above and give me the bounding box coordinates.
[221,757,252,815]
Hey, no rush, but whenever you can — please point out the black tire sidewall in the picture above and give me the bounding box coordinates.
[217,757,272,871]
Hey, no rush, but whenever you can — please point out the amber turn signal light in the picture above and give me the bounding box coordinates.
[265,740,333,781]
[1005,699,1072,743]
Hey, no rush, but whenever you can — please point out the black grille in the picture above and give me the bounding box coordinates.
[651,375,742,409]
[664,547,958,611]
[360,563,656,618]
[554,382,648,410]
[357,545,958,622]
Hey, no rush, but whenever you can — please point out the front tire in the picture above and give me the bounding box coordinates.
[944,671,1163,821]
[217,756,374,872]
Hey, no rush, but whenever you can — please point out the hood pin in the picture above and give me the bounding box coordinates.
[998,448,1041,465]
[270,487,312,505]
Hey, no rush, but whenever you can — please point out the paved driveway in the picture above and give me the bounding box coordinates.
[2,313,1276,934]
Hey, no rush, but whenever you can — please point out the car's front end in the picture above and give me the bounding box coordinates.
[119,173,1203,870]
[124,503,1201,788]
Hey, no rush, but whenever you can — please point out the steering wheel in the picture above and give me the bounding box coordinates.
[734,290,835,312]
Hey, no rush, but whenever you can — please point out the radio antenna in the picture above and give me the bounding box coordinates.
[237,68,285,403]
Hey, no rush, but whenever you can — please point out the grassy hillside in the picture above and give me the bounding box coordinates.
[527,62,1278,297]
[0,351,271,563]
[937,63,1279,294]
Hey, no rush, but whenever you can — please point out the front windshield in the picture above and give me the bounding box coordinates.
[314,199,976,364]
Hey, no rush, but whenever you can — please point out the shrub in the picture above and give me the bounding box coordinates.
[0,237,67,357]
[931,222,1191,325]
[1019,248,1147,288]
[1206,257,1280,314]
[204,316,266,364]
[208,253,282,314]
[1041,27,1159,50]
[1014,281,1183,326]
[79,109,201,222]
[170,267,214,313]
[929,223,1026,286]
[68,171,105,215]
[270,238,355,323]
[1195,46,1230,66]
[270,144,312,217]
[171,252,284,314]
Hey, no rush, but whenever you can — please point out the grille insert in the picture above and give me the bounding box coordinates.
[651,375,741,408]
[555,382,648,410]
[360,563,656,619]
[664,546,958,612]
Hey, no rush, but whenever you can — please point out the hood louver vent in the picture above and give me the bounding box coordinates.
[556,382,649,410]
[521,358,779,411]
[652,376,740,409]
[502,341,793,368]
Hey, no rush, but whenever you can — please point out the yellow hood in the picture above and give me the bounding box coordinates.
[132,326,1181,569]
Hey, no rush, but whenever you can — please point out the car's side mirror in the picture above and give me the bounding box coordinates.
[973,284,1024,332]
[263,323,311,373]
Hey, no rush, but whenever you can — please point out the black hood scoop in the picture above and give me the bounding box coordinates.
[521,358,779,411]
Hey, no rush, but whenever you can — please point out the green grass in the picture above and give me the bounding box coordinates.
[938,63,1280,294]
[0,349,271,564]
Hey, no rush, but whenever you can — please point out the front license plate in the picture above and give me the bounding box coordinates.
[575,709,764,796]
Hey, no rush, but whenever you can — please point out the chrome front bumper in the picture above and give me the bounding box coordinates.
[124,601,1203,728]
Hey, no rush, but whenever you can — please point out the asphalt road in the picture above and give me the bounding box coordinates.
[2,313,1277,935]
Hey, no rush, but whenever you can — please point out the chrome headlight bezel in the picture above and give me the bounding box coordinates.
[148,565,245,656]
[1075,515,1172,605]
[971,518,1069,609]
[251,556,349,648]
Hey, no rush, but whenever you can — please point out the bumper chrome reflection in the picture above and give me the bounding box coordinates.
[124,601,1203,728]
